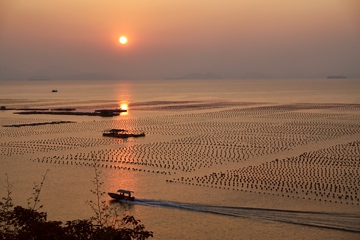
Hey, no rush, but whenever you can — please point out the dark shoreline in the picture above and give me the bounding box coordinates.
[2,121,76,127]
[1,106,126,117]
[14,110,124,117]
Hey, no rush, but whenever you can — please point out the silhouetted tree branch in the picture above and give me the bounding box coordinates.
[0,170,153,240]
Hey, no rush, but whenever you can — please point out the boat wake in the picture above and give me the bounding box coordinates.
[130,199,360,233]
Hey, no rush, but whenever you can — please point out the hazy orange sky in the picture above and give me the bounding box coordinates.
[0,0,359,79]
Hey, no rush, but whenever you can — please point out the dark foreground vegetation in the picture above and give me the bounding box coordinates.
[0,169,153,240]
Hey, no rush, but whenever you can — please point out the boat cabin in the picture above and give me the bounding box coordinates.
[117,189,134,198]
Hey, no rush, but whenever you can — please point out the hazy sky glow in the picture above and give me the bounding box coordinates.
[0,0,359,79]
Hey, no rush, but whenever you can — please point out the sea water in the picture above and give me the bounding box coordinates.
[0,78,360,239]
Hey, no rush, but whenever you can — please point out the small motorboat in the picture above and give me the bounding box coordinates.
[108,189,135,201]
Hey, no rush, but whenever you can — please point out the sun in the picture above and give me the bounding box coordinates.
[119,36,127,44]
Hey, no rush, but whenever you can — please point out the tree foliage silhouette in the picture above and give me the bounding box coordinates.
[0,170,153,240]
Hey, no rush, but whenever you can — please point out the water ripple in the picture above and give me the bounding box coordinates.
[130,199,360,233]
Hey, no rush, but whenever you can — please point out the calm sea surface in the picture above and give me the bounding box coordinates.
[1,78,360,104]
[1,79,360,239]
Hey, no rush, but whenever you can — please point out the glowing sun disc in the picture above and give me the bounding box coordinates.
[119,36,127,44]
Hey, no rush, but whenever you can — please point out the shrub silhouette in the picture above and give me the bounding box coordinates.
[0,170,153,240]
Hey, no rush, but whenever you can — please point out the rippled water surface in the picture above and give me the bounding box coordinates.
[1,79,360,239]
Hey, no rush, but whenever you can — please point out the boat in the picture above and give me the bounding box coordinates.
[102,129,145,138]
[52,90,58,92]
[95,109,126,117]
[108,189,135,201]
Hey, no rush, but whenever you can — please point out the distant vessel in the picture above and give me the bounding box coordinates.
[102,129,145,138]
[327,75,347,79]
[108,189,135,201]
[52,89,58,92]
[95,109,126,117]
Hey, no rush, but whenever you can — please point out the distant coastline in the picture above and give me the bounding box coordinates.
[165,72,222,80]
[28,78,51,81]
[164,77,183,80]
[327,75,347,79]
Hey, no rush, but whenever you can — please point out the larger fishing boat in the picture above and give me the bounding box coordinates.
[102,129,145,138]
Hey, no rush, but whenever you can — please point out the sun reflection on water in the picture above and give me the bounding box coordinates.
[120,102,128,116]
